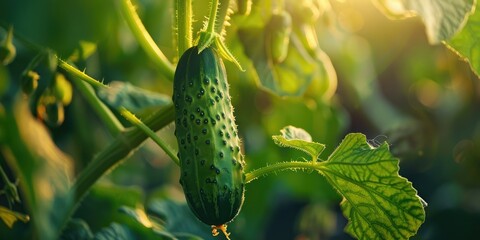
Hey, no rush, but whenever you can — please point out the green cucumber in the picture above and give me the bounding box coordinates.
[266,11,292,63]
[173,46,245,227]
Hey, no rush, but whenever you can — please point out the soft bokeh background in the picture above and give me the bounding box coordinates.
[1,0,479,239]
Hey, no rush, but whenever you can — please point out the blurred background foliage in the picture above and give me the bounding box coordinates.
[1,0,479,239]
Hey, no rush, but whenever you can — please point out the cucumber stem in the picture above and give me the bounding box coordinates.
[119,107,179,166]
[207,0,220,33]
[245,161,325,183]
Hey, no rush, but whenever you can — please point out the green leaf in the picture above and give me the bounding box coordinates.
[119,206,154,229]
[61,219,94,240]
[97,81,171,113]
[94,223,135,240]
[447,1,480,78]
[148,199,211,239]
[0,206,29,228]
[119,205,203,240]
[272,125,325,162]
[372,0,475,44]
[319,133,425,240]
[1,96,74,239]
[73,182,144,231]
[118,205,177,240]
[119,202,206,240]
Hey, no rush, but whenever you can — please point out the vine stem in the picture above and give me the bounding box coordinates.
[119,107,179,166]
[245,161,325,183]
[119,0,175,80]
[175,0,193,55]
[58,60,125,136]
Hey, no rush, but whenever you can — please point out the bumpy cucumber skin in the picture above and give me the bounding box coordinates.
[173,46,245,226]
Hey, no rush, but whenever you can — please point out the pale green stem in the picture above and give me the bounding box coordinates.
[196,0,232,52]
[58,60,107,89]
[58,60,125,136]
[207,0,220,33]
[245,161,326,183]
[120,0,175,80]
[175,0,193,55]
[119,107,179,166]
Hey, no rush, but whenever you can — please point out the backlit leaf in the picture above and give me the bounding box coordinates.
[319,133,425,239]
[447,1,480,78]
[372,0,475,44]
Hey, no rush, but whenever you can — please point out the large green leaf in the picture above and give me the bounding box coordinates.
[447,1,480,78]
[373,0,476,44]
[1,96,74,239]
[319,133,425,239]
[268,127,426,239]
[61,218,94,240]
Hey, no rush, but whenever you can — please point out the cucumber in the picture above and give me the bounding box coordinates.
[266,11,292,63]
[173,46,245,226]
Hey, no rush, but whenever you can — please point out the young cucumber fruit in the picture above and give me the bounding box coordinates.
[173,46,245,226]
